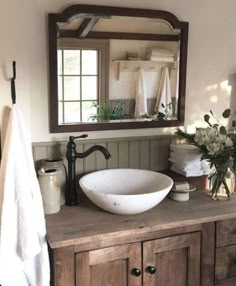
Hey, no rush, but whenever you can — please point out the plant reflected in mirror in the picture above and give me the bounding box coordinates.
[89,101,129,122]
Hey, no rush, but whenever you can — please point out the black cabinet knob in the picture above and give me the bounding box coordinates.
[131,268,142,276]
[146,266,156,274]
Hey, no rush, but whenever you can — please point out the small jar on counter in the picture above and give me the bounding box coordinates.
[40,158,66,205]
[38,168,61,214]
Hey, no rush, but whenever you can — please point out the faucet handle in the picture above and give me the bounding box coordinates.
[69,134,88,142]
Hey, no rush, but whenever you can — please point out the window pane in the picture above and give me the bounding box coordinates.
[57,50,62,75]
[58,76,62,100]
[64,102,81,123]
[82,76,97,100]
[58,101,63,124]
[64,76,80,100]
[82,50,97,75]
[64,50,80,75]
[82,101,98,122]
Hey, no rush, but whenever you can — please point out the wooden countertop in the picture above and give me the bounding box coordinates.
[46,191,236,250]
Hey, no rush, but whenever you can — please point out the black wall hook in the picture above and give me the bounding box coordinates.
[11,61,16,104]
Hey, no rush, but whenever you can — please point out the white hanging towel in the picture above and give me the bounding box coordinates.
[0,104,50,286]
[170,61,179,100]
[154,66,173,117]
[134,67,148,118]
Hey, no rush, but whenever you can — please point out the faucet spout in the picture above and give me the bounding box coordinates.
[66,135,111,206]
[77,145,111,160]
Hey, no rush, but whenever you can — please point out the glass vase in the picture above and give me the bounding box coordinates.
[209,168,235,200]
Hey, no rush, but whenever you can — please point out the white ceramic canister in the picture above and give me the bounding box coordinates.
[38,168,61,214]
[169,191,189,202]
[40,158,66,205]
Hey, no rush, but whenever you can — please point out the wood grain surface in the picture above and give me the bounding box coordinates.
[46,192,236,250]
[50,246,75,286]
[201,223,215,286]
[216,218,236,247]
[215,245,236,281]
[142,233,200,286]
[76,242,142,286]
[215,277,236,286]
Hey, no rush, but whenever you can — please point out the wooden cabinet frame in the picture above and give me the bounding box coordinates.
[50,223,215,286]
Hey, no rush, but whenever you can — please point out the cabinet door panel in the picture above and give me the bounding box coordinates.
[76,242,142,286]
[143,232,201,286]
[50,246,75,286]
[216,218,236,247]
[215,245,236,281]
[215,277,236,286]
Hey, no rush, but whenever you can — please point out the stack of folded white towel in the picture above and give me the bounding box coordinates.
[146,48,174,62]
[169,144,211,177]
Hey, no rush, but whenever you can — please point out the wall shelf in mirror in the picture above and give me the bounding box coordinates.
[113,60,175,80]
[48,5,189,132]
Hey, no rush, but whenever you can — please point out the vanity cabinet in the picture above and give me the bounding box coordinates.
[75,233,200,286]
[47,192,236,286]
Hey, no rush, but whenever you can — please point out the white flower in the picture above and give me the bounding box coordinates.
[194,128,208,145]
[194,127,217,146]
[206,141,223,155]
[193,127,233,155]
[225,137,233,147]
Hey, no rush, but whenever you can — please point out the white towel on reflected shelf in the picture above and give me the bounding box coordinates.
[150,55,174,62]
[0,104,50,286]
[170,61,179,100]
[134,67,148,118]
[154,67,173,117]
[147,48,173,56]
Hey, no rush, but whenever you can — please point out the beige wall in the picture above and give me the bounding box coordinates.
[1,0,236,142]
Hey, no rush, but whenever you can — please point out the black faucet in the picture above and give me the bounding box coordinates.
[66,134,111,206]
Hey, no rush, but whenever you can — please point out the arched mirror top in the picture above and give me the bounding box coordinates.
[57,5,182,26]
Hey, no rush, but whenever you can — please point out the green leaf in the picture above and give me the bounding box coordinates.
[157,112,165,120]
[175,129,195,143]
[90,101,125,121]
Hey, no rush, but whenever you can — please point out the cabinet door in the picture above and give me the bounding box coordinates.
[216,218,236,247]
[215,245,236,285]
[143,232,201,286]
[76,242,142,286]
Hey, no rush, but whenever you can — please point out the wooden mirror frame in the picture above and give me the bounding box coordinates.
[48,5,189,133]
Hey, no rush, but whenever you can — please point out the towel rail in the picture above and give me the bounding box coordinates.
[113,60,175,80]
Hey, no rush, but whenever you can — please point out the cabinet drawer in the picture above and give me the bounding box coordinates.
[216,218,236,247]
[215,245,236,281]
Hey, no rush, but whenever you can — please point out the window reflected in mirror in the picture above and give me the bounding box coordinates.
[57,48,99,124]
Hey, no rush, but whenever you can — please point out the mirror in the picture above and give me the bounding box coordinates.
[48,5,188,132]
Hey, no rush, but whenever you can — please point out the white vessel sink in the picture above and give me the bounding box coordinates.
[79,169,173,215]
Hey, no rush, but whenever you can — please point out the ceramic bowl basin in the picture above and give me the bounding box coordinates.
[79,169,173,215]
